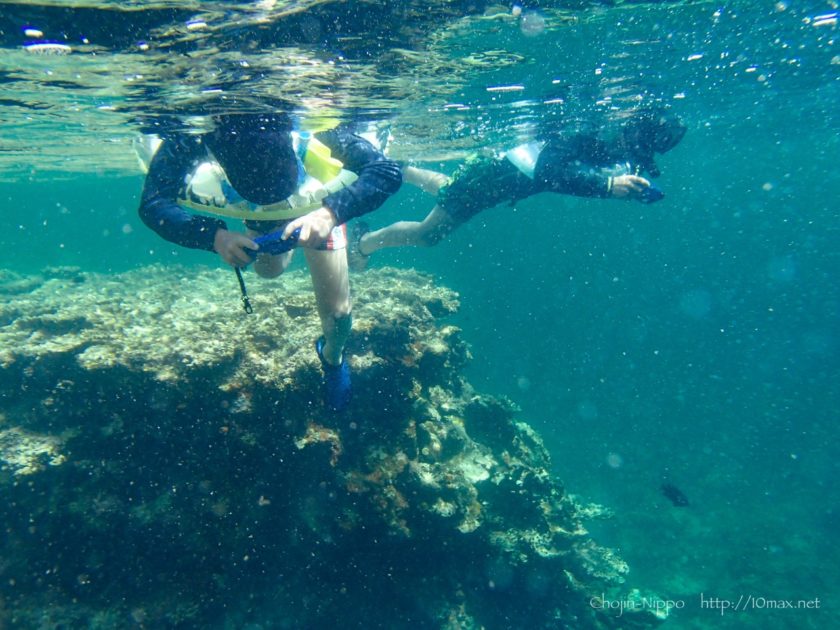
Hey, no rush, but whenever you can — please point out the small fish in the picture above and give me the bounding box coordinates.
[661,482,689,507]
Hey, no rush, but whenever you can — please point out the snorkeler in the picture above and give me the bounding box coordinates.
[347,106,686,270]
[138,112,402,412]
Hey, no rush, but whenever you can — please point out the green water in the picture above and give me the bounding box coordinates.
[1,1,838,627]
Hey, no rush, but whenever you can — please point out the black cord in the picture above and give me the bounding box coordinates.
[234,267,253,314]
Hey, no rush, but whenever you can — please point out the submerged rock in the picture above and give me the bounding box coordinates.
[0,265,665,629]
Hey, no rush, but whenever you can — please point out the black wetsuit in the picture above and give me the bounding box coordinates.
[438,130,655,223]
[536,131,650,198]
[139,128,402,251]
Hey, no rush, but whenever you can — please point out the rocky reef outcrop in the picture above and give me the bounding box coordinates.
[0,265,665,629]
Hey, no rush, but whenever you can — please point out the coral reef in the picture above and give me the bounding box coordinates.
[0,265,665,628]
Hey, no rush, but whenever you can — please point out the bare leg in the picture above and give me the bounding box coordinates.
[402,166,449,196]
[358,205,457,256]
[304,247,351,365]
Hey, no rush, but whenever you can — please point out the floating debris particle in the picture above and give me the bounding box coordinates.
[486,84,524,93]
[24,42,72,55]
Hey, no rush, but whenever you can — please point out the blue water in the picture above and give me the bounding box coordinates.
[1,1,838,627]
[374,101,839,628]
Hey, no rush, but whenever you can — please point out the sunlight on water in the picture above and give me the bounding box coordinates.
[0,0,833,179]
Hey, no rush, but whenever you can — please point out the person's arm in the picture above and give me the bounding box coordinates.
[535,136,651,200]
[280,128,403,247]
[138,136,228,251]
[315,128,403,225]
[534,137,614,199]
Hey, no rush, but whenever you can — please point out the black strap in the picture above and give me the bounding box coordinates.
[234,267,253,314]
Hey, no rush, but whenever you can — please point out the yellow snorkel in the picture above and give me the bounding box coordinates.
[302,137,344,183]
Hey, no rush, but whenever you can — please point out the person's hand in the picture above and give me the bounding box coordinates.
[282,206,337,248]
[610,174,650,199]
[213,228,258,267]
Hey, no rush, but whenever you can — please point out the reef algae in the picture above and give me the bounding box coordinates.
[0,265,665,628]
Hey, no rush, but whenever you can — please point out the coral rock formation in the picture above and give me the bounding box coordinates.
[0,265,665,628]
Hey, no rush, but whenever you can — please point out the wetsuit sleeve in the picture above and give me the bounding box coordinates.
[315,128,403,225]
[138,137,228,251]
[534,136,612,199]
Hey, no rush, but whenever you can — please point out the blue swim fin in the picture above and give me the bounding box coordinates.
[315,336,352,413]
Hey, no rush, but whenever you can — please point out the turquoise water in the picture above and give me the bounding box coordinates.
[375,105,840,629]
[1,1,838,627]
